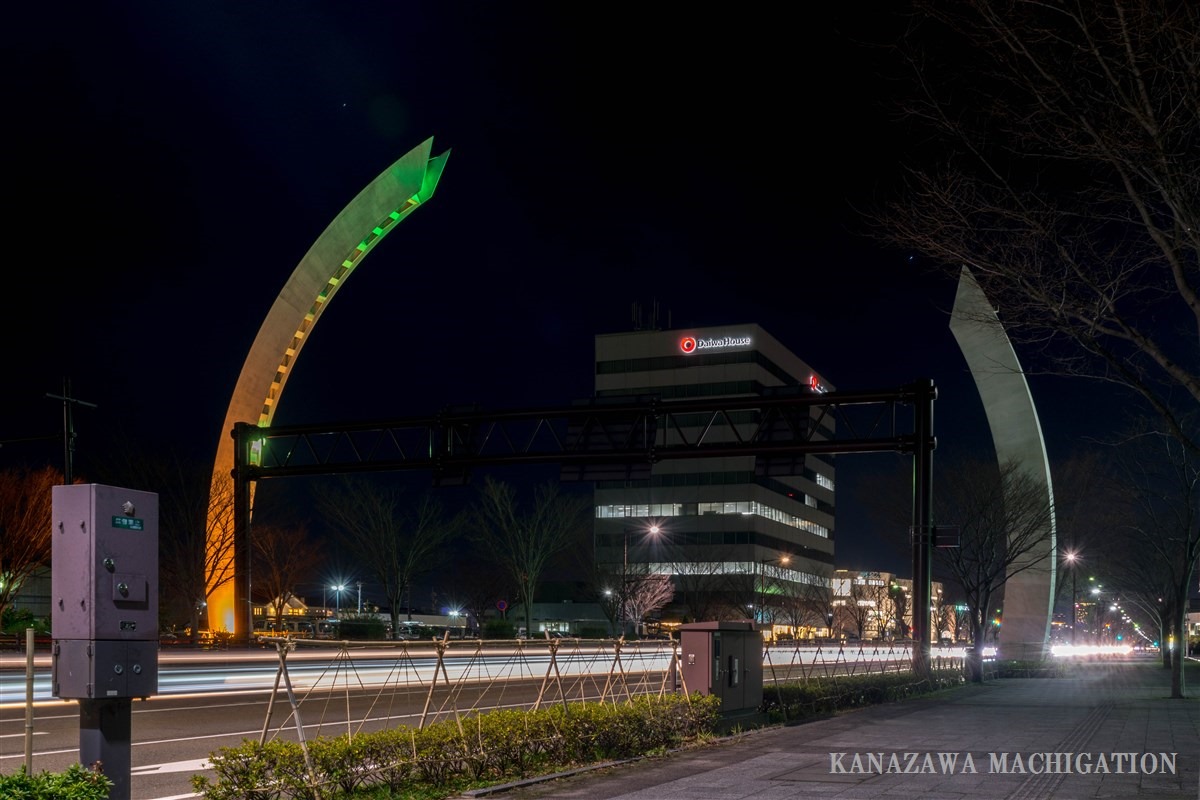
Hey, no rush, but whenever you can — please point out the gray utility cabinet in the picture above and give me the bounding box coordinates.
[51,483,159,700]
[678,620,763,714]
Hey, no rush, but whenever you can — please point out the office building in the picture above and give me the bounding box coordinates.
[593,323,835,628]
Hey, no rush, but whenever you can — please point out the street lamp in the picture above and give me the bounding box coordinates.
[1064,551,1078,644]
[333,584,346,617]
[620,522,664,636]
[757,555,790,630]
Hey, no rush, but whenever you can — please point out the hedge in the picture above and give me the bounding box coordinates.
[0,763,113,799]
[191,693,721,799]
[760,668,967,722]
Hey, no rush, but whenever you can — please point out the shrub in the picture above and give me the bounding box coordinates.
[192,667,976,799]
[481,619,514,639]
[0,762,113,799]
[337,615,388,640]
[761,668,965,722]
[191,738,304,799]
[192,693,721,799]
[1,608,47,635]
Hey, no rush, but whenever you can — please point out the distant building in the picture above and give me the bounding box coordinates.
[592,323,836,626]
[831,569,950,642]
[10,567,50,620]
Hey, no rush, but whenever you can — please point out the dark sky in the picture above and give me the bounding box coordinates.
[3,4,1105,574]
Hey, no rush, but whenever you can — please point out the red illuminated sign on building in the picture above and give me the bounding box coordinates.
[679,334,752,354]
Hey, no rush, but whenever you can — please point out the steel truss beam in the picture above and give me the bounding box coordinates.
[230,379,937,673]
[232,383,932,480]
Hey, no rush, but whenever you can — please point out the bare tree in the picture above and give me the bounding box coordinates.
[251,522,325,631]
[316,478,461,640]
[776,571,836,640]
[0,465,60,624]
[88,444,235,642]
[201,472,238,636]
[447,547,514,638]
[582,560,630,636]
[712,568,760,622]
[754,564,812,634]
[869,4,1200,682]
[931,590,955,643]
[863,581,897,640]
[774,579,809,638]
[623,573,675,635]
[837,580,880,640]
[1049,450,1120,614]
[889,581,911,639]
[669,560,737,623]
[472,478,590,637]
[1102,425,1200,697]
[1094,527,1171,657]
[876,4,1200,442]
[935,458,1055,681]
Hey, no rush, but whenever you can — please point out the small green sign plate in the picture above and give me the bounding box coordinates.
[111,516,144,531]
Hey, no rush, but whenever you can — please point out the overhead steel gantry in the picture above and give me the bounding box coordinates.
[229,379,937,672]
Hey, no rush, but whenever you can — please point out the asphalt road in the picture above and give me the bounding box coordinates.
[0,640,935,799]
[0,670,565,799]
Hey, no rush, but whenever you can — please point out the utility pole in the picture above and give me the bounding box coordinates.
[45,378,96,484]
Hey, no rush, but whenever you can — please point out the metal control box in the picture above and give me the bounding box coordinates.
[53,639,158,699]
[51,484,159,699]
[678,620,763,714]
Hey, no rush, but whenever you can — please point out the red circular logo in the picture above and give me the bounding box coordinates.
[680,336,697,354]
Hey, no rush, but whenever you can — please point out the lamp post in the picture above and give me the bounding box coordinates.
[620,522,662,637]
[757,555,790,631]
[357,581,363,613]
[1064,551,1078,644]
[619,526,634,636]
[1087,582,1122,644]
[1088,578,1105,644]
[333,584,345,618]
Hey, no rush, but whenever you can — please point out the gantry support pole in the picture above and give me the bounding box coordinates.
[910,379,936,676]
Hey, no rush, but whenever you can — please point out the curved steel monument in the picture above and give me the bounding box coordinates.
[206,138,449,636]
[949,265,1057,660]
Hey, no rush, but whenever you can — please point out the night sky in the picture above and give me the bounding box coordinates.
[3,4,1108,574]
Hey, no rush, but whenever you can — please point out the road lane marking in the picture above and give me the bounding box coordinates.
[131,758,210,775]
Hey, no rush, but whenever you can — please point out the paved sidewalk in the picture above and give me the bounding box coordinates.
[464,656,1199,800]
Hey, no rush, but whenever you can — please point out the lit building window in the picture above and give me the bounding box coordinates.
[596,499,829,538]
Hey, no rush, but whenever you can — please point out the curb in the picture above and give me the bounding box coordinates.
[457,757,643,797]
